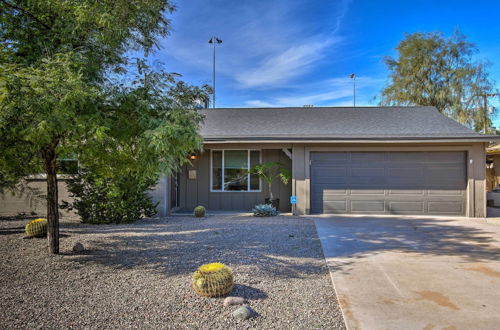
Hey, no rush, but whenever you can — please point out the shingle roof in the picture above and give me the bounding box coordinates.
[199,106,498,142]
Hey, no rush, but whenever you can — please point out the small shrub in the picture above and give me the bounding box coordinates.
[194,205,206,217]
[252,204,279,217]
[25,218,47,237]
[192,262,234,297]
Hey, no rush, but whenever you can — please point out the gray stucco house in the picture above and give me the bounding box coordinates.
[150,106,498,217]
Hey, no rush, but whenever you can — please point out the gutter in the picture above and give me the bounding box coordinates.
[204,138,500,144]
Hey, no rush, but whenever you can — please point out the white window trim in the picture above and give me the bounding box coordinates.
[210,149,262,192]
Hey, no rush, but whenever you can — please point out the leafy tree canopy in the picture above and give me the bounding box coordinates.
[0,0,209,253]
[379,30,499,132]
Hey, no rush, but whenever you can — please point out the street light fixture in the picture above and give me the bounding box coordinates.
[208,37,222,108]
[349,73,356,107]
[476,93,499,133]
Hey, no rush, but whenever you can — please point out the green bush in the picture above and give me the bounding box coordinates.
[61,169,157,224]
[194,205,206,217]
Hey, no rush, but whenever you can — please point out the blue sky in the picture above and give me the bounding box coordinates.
[151,0,500,123]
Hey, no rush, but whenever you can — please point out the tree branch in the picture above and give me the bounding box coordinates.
[0,0,51,30]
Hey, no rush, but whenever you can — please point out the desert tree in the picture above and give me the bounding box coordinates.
[379,30,499,132]
[0,0,209,253]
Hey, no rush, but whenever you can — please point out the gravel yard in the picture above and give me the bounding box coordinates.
[0,214,345,329]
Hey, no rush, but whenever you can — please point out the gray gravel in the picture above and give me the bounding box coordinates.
[0,214,346,329]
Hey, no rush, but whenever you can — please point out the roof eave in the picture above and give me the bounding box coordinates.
[203,136,500,144]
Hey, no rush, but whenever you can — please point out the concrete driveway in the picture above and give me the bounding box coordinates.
[314,215,500,330]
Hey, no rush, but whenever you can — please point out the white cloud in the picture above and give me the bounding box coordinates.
[244,75,385,107]
[159,0,352,90]
[235,38,338,88]
[245,100,278,108]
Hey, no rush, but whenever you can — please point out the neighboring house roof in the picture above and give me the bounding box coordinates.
[199,106,498,142]
[487,143,500,155]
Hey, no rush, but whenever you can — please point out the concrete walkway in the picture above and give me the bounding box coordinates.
[314,215,500,330]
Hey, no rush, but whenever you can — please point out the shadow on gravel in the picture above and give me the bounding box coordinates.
[231,284,268,300]
[60,216,326,279]
[0,227,25,235]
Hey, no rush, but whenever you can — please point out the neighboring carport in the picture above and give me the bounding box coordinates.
[315,215,500,329]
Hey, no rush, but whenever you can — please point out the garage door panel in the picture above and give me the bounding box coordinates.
[312,184,349,192]
[351,167,385,177]
[428,189,464,196]
[350,189,385,195]
[428,202,463,213]
[387,167,424,177]
[388,189,425,196]
[350,152,386,162]
[386,179,426,189]
[426,166,465,178]
[320,201,348,213]
[351,200,385,212]
[315,190,348,199]
[311,152,348,162]
[388,201,425,213]
[388,152,425,162]
[311,166,347,177]
[310,151,466,215]
[349,177,387,185]
[425,152,465,163]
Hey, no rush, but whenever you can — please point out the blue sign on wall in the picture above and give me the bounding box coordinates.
[290,195,297,204]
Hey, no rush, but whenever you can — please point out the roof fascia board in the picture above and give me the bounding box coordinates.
[204,138,500,144]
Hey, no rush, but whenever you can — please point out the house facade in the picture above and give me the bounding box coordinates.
[157,106,497,217]
[1,106,496,218]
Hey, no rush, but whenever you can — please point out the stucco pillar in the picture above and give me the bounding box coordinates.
[292,145,307,215]
[468,143,486,217]
[471,143,487,217]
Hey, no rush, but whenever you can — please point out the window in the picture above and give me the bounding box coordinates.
[211,150,260,191]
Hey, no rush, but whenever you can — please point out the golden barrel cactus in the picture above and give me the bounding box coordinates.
[192,263,234,297]
[25,218,48,237]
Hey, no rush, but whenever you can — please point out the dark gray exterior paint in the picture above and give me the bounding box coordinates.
[310,151,467,215]
[178,149,292,212]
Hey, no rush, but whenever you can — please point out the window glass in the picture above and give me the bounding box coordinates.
[224,150,248,191]
[212,151,222,190]
[250,151,260,190]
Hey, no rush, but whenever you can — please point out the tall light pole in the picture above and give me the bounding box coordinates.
[477,93,499,133]
[208,37,222,108]
[349,73,356,107]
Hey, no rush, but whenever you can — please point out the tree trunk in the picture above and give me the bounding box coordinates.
[268,182,273,201]
[43,139,59,254]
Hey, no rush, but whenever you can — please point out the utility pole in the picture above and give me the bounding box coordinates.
[208,37,222,108]
[477,93,499,133]
[349,73,356,107]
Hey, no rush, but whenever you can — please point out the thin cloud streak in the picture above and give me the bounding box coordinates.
[244,76,385,107]
[235,38,340,88]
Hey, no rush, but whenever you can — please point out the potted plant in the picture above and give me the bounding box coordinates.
[248,161,291,209]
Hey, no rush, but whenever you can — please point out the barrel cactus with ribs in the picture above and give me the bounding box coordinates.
[192,262,234,297]
[25,218,48,237]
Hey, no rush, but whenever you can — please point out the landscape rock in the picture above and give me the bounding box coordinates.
[232,305,254,320]
[224,296,246,307]
[72,242,84,253]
